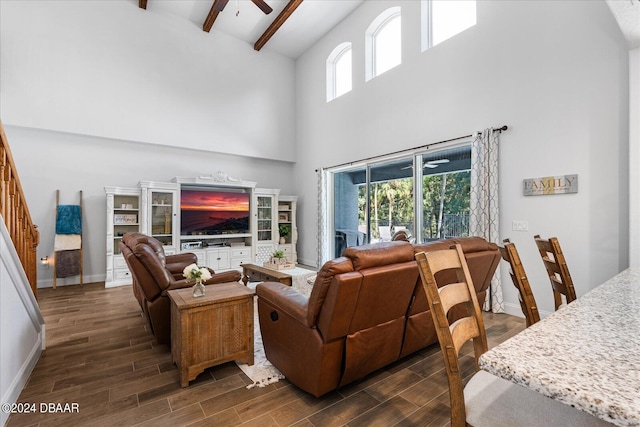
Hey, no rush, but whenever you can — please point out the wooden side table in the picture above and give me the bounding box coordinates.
[241,263,292,286]
[168,282,254,387]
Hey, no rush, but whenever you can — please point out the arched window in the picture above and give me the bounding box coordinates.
[422,0,476,51]
[365,7,401,81]
[326,42,352,102]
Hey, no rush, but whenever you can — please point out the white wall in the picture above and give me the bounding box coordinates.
[6,125,294,287]
[0,0,296,162]
[630,48,640,267]
[0,221,45,426]
[293,0,630,316]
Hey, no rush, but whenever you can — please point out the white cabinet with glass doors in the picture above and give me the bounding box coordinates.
[253,188,280,264]
[139,181,179,255]
[105,186,141,288]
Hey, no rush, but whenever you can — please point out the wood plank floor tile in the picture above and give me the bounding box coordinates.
[92,398,171,427]
[168,375,247,411]
[346,395,419,427]
[306,390,381,427]
[185,408,241,427]
[233,385,300,423]
[267,392,344,426]
[8,282,525,427]
[364,369,423,402]
[399,371,450,408]
[199,382,279,417]
[135,403,205,427]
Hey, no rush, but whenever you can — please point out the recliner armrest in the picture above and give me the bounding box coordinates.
[205,270,242,284]
[256,282,311,328]
[163,279,193,294]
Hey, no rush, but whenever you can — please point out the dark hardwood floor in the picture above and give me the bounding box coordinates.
[7,282,525,427]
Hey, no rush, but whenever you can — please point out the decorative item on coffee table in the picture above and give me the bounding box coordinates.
[264,249,294,270]
[182,263,211,297]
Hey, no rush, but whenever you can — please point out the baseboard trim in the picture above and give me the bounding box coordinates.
[0,324,43,426]
[37,273,105,289]
[297,257,318,269]
[502,301,553,319]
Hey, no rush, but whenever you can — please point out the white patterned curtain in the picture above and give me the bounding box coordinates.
[470,128,504,313]
[317,169,331,269]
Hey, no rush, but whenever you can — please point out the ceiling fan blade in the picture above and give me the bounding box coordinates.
[251,0,273,14]
[213,0,229,12]
[426,159,450,165]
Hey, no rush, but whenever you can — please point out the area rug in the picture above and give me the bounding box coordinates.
[235,286,285,388]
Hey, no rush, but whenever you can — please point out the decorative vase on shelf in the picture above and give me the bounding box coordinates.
[279,237,286,244]
[192,279,205,298]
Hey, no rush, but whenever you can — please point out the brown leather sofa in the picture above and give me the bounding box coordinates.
[256,237,500,397]
[119,233,242,345]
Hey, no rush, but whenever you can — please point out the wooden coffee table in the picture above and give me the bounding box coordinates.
[241,263,292,287]
[168,282,254,387]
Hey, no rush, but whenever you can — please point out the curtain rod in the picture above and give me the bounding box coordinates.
[316,125,508,172]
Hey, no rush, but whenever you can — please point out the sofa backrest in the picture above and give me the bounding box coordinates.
[309,242,419,385]
[411,237,501,312]
[307,237,501,372]
[400,236,501,356]
[308,241,415,328]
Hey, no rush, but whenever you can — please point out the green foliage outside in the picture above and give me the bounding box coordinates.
[358,171,471,240]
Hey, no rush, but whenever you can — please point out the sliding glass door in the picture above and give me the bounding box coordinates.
[333,166,367,258]
[369,158,414,243]
[420,146,471,241]
[330,144,471,257]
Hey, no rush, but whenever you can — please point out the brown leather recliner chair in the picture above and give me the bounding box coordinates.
[119,232,242,345]
[256,237,500,397]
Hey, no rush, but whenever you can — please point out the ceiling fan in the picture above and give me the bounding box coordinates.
[214,0,273,14]
[402,159,450,170]
[423,159,450,168]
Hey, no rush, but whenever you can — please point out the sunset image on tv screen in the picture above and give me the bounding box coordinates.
[180,190,250,235]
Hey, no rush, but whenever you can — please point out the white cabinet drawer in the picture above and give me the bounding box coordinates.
[231,248,250,258]
[230,258,251,269]
[114,256,127,269]
[279,244,292,254]
[115,268,132,281]
[191,250,206,265]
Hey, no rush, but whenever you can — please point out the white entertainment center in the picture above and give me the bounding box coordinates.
[105,172,297,288]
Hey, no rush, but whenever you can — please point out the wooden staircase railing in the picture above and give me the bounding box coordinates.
[0,120,39,298]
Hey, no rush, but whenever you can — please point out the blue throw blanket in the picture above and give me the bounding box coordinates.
[56,205,82,235]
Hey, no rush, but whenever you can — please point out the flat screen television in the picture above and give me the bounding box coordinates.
[180,186,250,236]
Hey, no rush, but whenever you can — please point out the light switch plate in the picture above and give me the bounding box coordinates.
[512,220,529,231]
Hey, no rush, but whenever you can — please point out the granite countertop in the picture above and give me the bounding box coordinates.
[479,268,640,427]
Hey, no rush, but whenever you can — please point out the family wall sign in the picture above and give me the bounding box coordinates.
[523,174,578,196]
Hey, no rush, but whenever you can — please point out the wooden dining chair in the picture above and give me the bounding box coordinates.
[533,234,577,310]
[416,245,487,427]
[416,245,612,427]
[499,239,540,327]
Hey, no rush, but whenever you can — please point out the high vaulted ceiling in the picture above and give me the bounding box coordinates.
[138,0,364,58]
[606,0,640,48]
[138,1,638,56]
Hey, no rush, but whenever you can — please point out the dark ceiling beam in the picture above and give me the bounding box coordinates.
[139,0,147,9]
[203,0,228,32]
[254,0,303,51]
